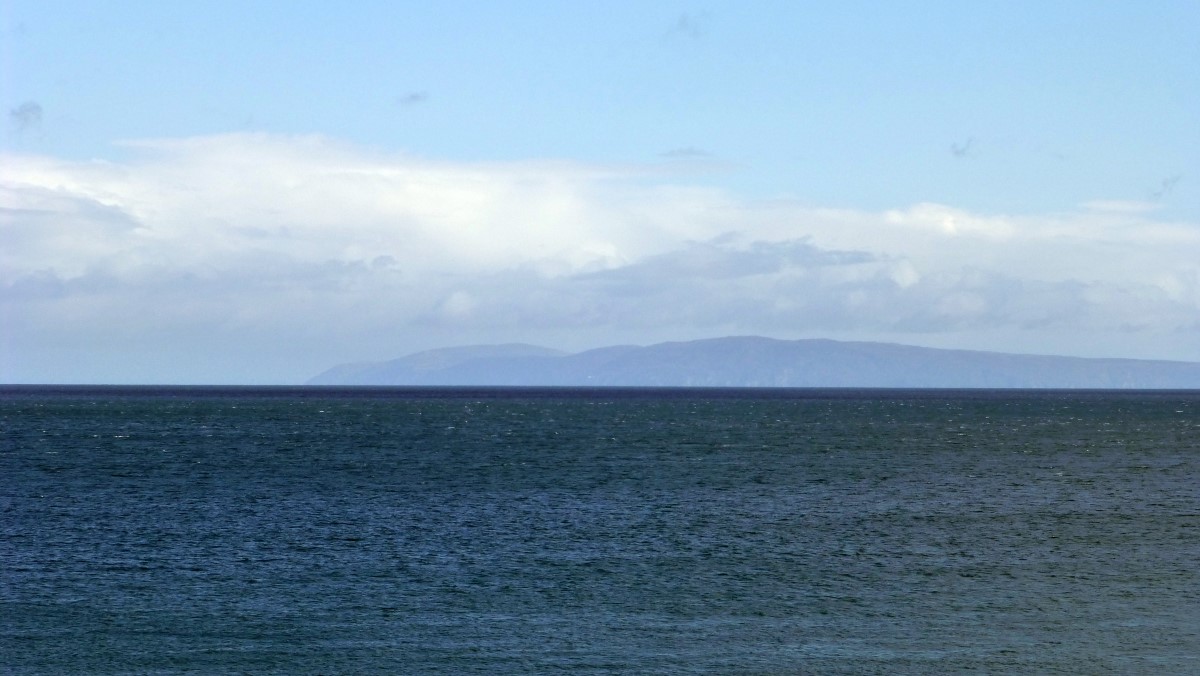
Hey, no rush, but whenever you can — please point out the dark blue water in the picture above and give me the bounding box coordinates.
[3,387,1199,673]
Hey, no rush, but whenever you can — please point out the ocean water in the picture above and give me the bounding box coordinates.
[2,386,1198,674]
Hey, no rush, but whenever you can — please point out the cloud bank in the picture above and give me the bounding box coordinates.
[2,133,1198,382]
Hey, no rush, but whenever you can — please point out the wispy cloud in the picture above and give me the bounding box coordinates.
[9,101,42,132]
[667,12,706,39]
[1150,174,1182,200]
[950,137,974,159]
[1082,200,1159,214]
[397,91,429,106]
[660,146,710,159]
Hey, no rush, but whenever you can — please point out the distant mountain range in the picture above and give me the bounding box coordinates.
[307,336,1200,389]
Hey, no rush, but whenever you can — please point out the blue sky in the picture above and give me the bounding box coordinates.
[2,1,1198,383]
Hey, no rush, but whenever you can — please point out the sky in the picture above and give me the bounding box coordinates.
[2,1,1198,384]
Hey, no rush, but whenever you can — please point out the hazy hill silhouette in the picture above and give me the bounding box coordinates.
[308,337,1200,389]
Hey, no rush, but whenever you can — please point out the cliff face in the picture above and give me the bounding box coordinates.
[308,337,1200,389]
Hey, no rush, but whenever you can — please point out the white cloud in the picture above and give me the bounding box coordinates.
[2,133,1198,382]
[884,202,1015,238]
[1081,200,1160,214]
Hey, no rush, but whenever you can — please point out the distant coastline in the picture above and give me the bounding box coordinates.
[308,336,1200,389]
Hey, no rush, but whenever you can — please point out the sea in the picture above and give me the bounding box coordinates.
[2,386,1198,674]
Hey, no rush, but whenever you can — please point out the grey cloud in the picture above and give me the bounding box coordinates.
[950,137,974,158]
[9,101,42,131]
[403,239,1199,342]
[576,237,876,290]
[1,268,135,303]
[667,13,706,39]
[409,238,893,332]
[0,188,143,277]
[0,190,139,230]
[1,270,68,301]
[397,92,429,106]
[1,217,395,301]
[1150,174,1182,200]
[9,231,1197,383]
